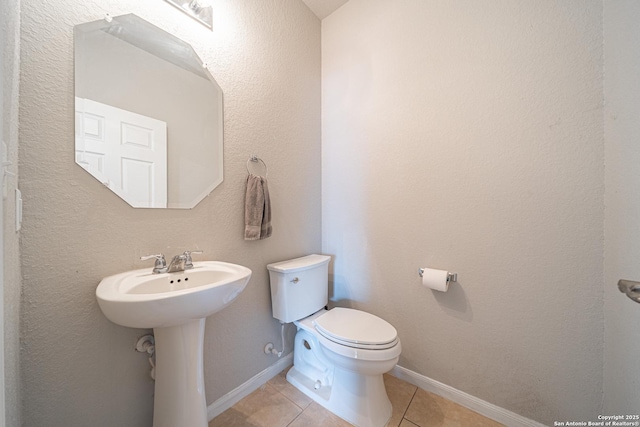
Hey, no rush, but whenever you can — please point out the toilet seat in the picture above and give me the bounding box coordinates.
[313,307,398,350]
[296,308,401,362]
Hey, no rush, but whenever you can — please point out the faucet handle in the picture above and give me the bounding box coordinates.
[183,250,203,269]
[140,254,167,274]
[140,253,165,262]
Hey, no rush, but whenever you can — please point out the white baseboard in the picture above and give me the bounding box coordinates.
[389,365,547,427]
[207,353,293,421]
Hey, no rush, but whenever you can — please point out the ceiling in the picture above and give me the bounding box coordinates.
[301,0,350,19]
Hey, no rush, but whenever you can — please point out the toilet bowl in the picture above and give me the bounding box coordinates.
[267,255,402,427]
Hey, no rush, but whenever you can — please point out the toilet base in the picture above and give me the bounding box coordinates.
[287,328,393,427]
[287,365,392,427]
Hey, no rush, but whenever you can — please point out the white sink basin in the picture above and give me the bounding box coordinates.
[96,261,252,329]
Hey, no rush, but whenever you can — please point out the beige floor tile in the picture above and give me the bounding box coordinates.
[267,369,313,409]
[208,383,301,427]
[209,368,503,427]
[403,388,450,426]
[404,388,504,427]
[288,402,354,427]
[384,374,417,427]
[445,401,504,427]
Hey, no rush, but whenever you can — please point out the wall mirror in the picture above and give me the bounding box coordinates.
[74,14,223,209]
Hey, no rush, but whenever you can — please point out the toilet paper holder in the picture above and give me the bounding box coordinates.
[418,268,457,283]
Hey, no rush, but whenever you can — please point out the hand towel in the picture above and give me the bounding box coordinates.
[244,174,272,240]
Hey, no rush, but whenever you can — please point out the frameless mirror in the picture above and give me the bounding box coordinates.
[74,14,223,209]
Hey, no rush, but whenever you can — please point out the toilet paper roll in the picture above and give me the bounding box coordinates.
[421,268,450,292]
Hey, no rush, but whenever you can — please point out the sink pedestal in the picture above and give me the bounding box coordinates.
[153,319,208,427]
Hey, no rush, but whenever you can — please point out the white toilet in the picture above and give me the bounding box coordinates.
[267,254,402,427]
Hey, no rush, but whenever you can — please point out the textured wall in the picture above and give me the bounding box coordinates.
[2,0,22,424]
[19,0,320,425]
[603,0,640,415]
[322,0,604,424]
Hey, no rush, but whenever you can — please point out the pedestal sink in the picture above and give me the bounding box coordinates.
[96,261,252,427]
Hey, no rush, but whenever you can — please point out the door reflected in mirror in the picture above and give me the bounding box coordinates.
[74,14,223,209]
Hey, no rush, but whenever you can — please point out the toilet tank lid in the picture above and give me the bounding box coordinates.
[267,254,331,273]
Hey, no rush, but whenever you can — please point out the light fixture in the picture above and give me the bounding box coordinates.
[164,0,213,30]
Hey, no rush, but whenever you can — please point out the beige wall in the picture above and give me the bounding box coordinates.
[603,0,640,415]
[2,0,21,424]
[18,0,320,425]
[322,1,604,424]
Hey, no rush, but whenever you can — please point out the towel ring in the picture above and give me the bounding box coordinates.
[246,155,268,178]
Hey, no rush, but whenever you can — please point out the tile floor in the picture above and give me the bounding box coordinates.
[209,368,504,427]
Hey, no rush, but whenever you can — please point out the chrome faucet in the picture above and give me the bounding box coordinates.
[166,254,188,273]
[141,250,203,274]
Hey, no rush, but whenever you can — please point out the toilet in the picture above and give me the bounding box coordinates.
[267,254,401,427]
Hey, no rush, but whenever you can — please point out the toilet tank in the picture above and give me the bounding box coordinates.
[267,254,331,323]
